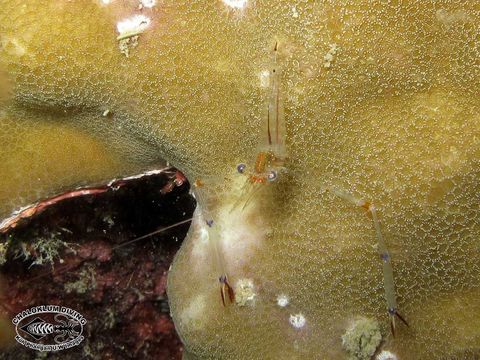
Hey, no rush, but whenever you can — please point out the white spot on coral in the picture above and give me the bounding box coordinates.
[259,70,270,88]
[291,6,299,18]
[377,350,398,360]
[140,0,156,8]
[116,15,151,38]
[289,313,306,328]
[323,43,339,68]
[101,0,113,4]
[276,294,289,307]
[234,278,256,306]
[191,212,211,262]
[199,227,209,243]
[180,294,206,330]
[222,0,247,9]
[116,15,151,57]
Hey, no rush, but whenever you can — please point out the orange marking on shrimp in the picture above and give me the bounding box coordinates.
[248,175,267,184]
[194,179,204,188]
[254,152,268,174]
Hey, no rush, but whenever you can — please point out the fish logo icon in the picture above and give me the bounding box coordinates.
[12,305,86,351]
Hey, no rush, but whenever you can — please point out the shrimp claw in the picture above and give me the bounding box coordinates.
[389,308,409,337]
[219,274,235,306]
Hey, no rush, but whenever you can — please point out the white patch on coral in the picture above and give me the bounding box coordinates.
[190,212,211,262]
[289,313,306,328]
[1,37,27,57]
[276,294,289,307]
[116,15,151,37]
[377,350,398,360]
[215,182,266,270]
[291,6,299,18]
[218,208,266,270]
[180,294,206,330]
[140,0,156,8]
[199,227,209,243]
[189,177,266,272]
[323,43,339,68]
[436,9,470,25]
[234,278,256,306]
[222,0,247,9]
[259,69,270,88]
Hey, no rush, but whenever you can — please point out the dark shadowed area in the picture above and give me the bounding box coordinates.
[0,168,195,360]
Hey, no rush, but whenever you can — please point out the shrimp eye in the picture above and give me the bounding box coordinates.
[236,163,247,174]
[267,170,278,182]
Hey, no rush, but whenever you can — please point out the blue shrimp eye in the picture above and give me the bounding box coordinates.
[236,163,246,174]
[267,170,278,182]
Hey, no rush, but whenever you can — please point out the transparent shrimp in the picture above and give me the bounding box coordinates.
[196,41,288,306]
[199,41,289,306]
[232,41,287,212]
[325,186,409,336]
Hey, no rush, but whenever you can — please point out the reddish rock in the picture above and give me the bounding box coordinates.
[0,169,193,359]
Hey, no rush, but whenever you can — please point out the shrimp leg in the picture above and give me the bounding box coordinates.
[194,181,235,306]
[325,186,409,336]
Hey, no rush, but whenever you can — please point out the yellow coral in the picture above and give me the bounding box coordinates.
[0,1,479,359]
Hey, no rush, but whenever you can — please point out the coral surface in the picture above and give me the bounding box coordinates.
[0,1,479,359]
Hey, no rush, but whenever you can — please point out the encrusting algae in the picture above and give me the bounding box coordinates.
[0,1,479,359]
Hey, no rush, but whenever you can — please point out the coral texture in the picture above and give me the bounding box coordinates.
[0,1,479,359]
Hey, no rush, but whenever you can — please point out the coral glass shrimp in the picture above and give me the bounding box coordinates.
[234,41,407,335]
[192,41,288,307]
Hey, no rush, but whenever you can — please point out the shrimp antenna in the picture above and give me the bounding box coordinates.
[267,40,279,147]
[111,216,196,250]
[266,40,285,156]
[12,216,198,288]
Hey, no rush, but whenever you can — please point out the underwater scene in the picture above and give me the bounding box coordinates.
[0,1,479,359]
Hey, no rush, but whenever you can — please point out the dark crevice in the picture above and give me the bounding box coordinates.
[0,167,195,360]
